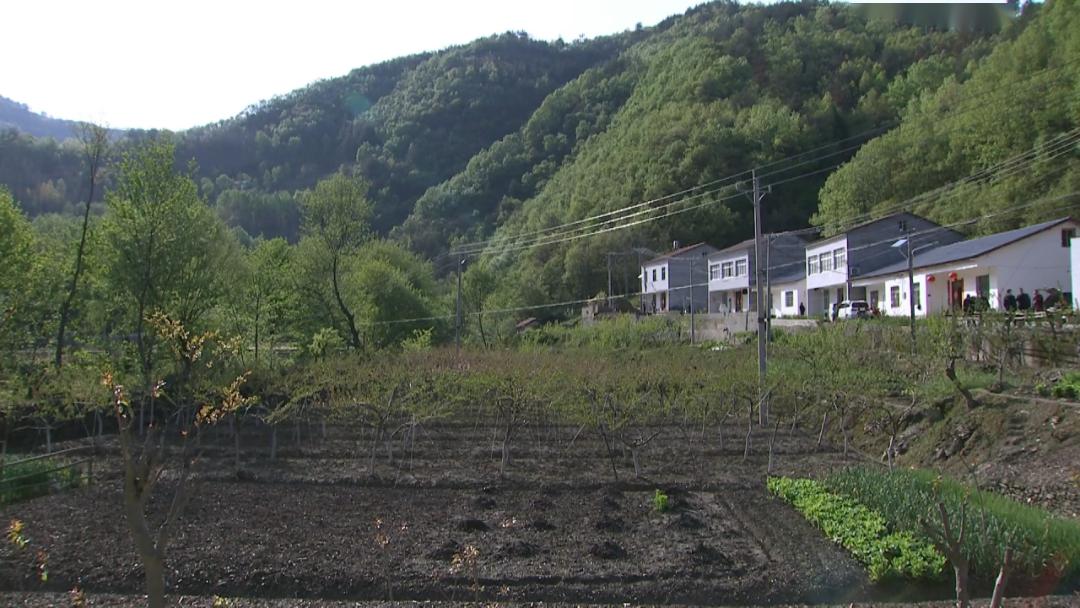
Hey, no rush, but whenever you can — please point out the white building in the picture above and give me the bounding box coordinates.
[706,233,812,316]
[853,217,1078,316]
[640,243,718,313]
[804,212,963,316]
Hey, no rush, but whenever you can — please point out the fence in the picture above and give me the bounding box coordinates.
[0,446,95,505]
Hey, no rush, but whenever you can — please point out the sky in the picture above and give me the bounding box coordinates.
[1,0,705,131]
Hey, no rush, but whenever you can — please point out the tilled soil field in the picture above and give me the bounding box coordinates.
[0,423,901,605]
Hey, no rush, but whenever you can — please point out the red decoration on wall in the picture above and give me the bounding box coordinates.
[927,274,936,283]
[948,271,958,281]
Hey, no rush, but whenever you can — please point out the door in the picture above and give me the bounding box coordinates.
[734,291,744,313]
[870,290,879,311]
[950,278,964,310]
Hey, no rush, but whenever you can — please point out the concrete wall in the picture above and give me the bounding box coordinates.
[769,279,805,317]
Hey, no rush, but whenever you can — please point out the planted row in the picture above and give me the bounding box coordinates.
[768,476,945,582]
[824,467,1080,585]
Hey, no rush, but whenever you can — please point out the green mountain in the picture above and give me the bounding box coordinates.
[6,0,1069,313]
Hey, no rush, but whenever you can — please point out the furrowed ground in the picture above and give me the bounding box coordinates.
[1,423,880,605]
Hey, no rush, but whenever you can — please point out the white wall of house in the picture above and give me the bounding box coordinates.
[706,253,751,313]
[641,261,669,294]
[805,237,848,291]
[805,237,848,316]
[1072,237,1080,309]
[769,279,805,317]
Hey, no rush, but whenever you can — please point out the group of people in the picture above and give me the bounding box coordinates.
[962,287,1059,315]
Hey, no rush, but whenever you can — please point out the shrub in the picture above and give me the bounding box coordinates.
[0,458,82,505]
[769,476,945,582]
[824,467,1080,584]
[1050,371,1080,400]
[653,489,670,513]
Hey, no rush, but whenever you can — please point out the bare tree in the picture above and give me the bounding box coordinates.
[55,122,109,369]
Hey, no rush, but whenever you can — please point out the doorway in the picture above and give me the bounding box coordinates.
[950,278,964,310]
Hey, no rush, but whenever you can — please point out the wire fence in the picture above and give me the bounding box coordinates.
[0,446,95,505]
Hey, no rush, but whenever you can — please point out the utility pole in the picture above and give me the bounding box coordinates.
[456,255,465,353]
[748,169,770,425]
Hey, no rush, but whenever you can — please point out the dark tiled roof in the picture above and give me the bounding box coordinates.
[859,217,1073,279]
[646,242,716,263]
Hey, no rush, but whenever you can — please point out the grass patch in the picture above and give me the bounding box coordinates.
[768,476,945,582]
[0,457,83,505]
[824,467,1080,585]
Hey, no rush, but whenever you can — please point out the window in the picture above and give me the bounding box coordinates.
[821,254,833,272]
[661,266,666,281]
[784,291,794,307]
[976,274,990,298]
[1063,228,1077,248]
[833,248,846,270]
[913,282,921,310]
[735,258,747,277]
[808,255,819,274]
[709,264,720,280]
[721,261,734,278]
[890,286,901,308]
[651,269,656,281]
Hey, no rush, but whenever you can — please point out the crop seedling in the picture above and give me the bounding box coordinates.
[653,489,670,513]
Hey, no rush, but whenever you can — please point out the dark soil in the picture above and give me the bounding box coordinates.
[0,423,875,605]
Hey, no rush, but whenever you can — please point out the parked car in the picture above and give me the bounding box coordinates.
[833,299,870,321]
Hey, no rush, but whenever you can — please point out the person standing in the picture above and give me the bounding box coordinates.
[1003,289,1017,311]
[1017,288,1031,311]
[1033,290,1045,312]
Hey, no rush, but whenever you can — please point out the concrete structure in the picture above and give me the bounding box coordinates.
[853,217,1078,316]
[1073,237,1080,310]
[640,242,718,313]
[804,212,963,316]
[706,232,812,316]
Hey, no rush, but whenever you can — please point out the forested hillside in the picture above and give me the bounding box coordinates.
[815,0,1080,236]
[5,0,1077,337]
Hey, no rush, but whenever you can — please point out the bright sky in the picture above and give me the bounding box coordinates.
[1,0,704,131]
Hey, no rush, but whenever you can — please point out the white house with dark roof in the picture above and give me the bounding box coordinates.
[804,212,964,316]
[640,242,718,313]
[852,217,1079,316]
[706,232,813,316]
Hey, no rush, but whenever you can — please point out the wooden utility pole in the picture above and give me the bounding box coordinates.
[456,256,465,353]
[689,256,696,344]
[743,170,772,425]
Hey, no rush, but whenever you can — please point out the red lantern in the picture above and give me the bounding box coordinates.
[926,274,936,283]
[948,271,958,281]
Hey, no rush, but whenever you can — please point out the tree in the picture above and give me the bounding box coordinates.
[100,138,235,424]
[227,238,295,366]
[298,173,372,350]
[55,122,109,369]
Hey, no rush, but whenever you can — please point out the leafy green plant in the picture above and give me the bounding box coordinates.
[825,467,1080,584]
[653,489,670,513]
[769,476,945,582]
[1050,371,1080,400]
[0,457,82,505]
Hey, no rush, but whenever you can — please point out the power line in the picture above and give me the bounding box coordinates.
[448,58,1079,256]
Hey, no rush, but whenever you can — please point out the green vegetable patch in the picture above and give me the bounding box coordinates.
[768,476,945,582]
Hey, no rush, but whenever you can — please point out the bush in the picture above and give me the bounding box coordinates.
[1050,371,1080,400]
[768,476,945,582]
[653,489,670,513]
[824,467,1080,585]
[0,458,82,505]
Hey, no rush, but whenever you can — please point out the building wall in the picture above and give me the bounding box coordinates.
[805,236,847,292]
[641,261,669,295]
[769,279,805,317]
[1072,237,1080,309]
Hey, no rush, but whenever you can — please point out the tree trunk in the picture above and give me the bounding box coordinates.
[767,416,781,475]
[742,400,753,462]
[817,411,828,450]
[989,547,1012,608]
[946,358,978,409]
[331,254,362,350]
[143,551,167,608]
